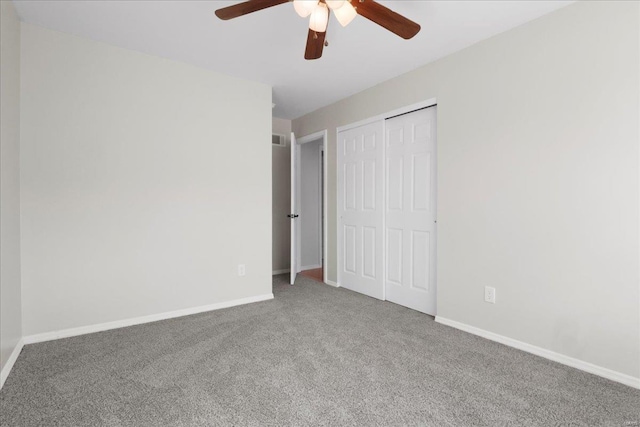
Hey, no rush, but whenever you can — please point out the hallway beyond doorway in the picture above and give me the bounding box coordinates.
[300,268,323,283]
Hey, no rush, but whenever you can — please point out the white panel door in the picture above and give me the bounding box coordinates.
[338,121,384,300]
[290,132,299,285]
[384,107,437,315]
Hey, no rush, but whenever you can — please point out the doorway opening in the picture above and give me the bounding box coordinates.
[298,140,324,282]
[290,130,328,285]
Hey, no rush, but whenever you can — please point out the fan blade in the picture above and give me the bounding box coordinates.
[354,0,420,39]
[304,29,326,60]
[215,0,289,20]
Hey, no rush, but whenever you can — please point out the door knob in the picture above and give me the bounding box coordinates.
[288,214,299,218]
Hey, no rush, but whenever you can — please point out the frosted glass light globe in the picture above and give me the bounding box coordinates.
[293,0,317,18]
[326,0,346,10]
[309,2,329,33]
[333,1,357,27]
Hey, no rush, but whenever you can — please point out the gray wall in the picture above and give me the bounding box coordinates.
[293,1,639,379]
[300,139,322,268]
[20,24,273,336]
[0,0,23,374]
[272,117,291,273]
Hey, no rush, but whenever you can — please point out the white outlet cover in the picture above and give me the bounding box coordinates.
[484,286,496,304]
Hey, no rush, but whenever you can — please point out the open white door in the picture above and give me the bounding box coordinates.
[289,132,298,285]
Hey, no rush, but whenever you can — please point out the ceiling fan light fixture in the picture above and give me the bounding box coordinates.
[309,2,329,33]
[325,0,346,10]
[293,0,317,18]
[214,0,421,60]
[333,1,357,27]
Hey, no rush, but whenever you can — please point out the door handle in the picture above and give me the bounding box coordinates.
[288,214,299,219]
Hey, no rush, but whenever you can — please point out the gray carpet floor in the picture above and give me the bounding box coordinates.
[1,275,638,426]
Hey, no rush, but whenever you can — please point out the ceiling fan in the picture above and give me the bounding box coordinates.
[215,0,420,60]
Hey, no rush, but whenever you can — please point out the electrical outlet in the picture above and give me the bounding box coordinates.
[238,264,246,277]
[484,286,496,304]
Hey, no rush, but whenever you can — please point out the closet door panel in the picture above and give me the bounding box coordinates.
[385,107,437,315]
[338,121,384,300]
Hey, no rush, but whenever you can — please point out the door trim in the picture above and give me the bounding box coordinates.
[336,98,437,134]
[336,98,438,303]
[296,130,328,285]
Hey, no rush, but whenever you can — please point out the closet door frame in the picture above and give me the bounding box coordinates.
[336,98,437,303]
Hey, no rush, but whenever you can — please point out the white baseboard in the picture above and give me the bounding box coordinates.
[272,269,290,275]
[24,294,274,345]
[301,264,322,271]
[435,316,639,390]
[324,279,339,288]
[0,338,24,390]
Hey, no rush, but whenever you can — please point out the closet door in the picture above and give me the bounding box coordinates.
[337,121,384,300]
[385,107,437,315]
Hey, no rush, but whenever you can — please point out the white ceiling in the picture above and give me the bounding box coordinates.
[14,0,572,119]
